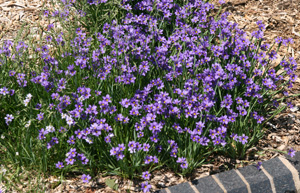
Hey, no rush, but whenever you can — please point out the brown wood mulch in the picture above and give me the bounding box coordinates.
[0,0,300,192]
[0,0,62,45]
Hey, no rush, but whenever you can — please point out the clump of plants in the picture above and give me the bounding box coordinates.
[0,0,298,192]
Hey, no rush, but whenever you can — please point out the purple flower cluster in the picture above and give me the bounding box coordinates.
[47,137,59,149]
[64,148,89,165]
[231,133,249,145]
[177,157,188,169]
[0,40,13,57]
[0,0,297,190]
[0,87,14,96]
[110,144,126,160]
[144,155,158,165]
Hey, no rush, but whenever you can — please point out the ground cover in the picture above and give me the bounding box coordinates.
[0,0,299,192]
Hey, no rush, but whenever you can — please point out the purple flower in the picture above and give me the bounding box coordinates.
[142,171,151,180]
[17,73,25,80]
[213,137,222,146]
[118,144,126,151]
[230,133,239,141]
[35,103,42,110]
[56,161,64,169]
[110,147,119,156]
[256,115,265,124]
[256,161,262,170]
[51,93,59,100]
[9,89,14,96]
[0,87,9,95]
[287,102,293,108]
[44,10,49,17]
[219,115,229,125]
[170,148,178,158]
[128,141,138,153]
[275,36,283,44]
[67,135,76,144]
[239,109,247,116]
[288,148,296,158]
[81,174,91,183]
[180,161,188,169]
[239,134,248,145]
[46,35,52,42]
[144,155,153,164]
[143,143,150,152]
[65,157,75,165]
[141,181,151,193]
[123,117,129,124]
[103,94,112,103]
[68,148,77,157]
[115,114,124,122]
[104,135,112,143]
[37,112,44,121]
[177,157,188,169]
[66,116,74,126]
[120,98,130,108]
[4,114,14,125]
[219,0,226,5]
[9,70,16,76]
[77,153,89,164]
[138,131,144,138]
[95,90,102,96]
[252,30,264,39]
[75,129,83,139]
[152,155,159,163]
[47,136,58,149]
[49,103,55,110]
[116,152,125,160]
[38,128,48,140]
[47,23,54,30]
[150,135,159,143]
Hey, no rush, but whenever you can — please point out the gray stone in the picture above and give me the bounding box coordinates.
[238,164,273,193]
[262,157,296,192]
[156,152,300,193]
[168,182,195,193]
[154,188,169,193]
[191,175,223,193]
[215,169,248,193]
[285,151,300,179]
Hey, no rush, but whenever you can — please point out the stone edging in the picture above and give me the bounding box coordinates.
[155,151,300,193]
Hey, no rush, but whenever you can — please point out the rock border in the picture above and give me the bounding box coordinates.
[155,152,300,193]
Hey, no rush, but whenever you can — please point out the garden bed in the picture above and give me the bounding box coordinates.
[0,0,299,192]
